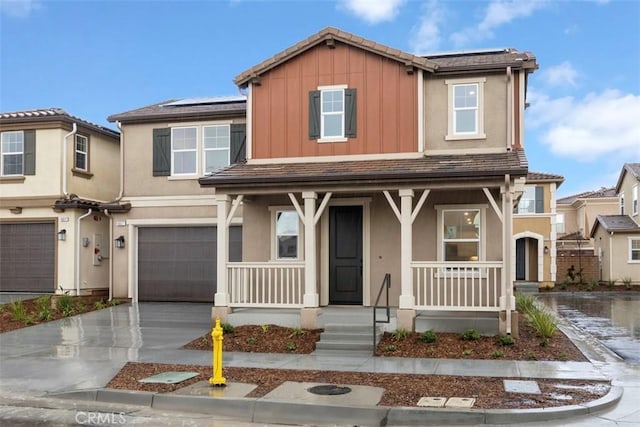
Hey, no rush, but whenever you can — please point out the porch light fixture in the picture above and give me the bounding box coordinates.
[57,229,67,241]
[544,245,549,254]
[115,235,125,249]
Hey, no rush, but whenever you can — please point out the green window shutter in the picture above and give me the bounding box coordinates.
[308,90,321,139]
[535,186,544,213]
[152,128,171,176]
[23,130,36,175]
[230,123,246,164]
[344,88,357,138]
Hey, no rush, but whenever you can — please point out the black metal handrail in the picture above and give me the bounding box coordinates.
[372,273,391,356]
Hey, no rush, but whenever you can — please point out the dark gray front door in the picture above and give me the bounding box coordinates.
[515,238,526,280]
[138,226,241,302]
[329,206,363,305]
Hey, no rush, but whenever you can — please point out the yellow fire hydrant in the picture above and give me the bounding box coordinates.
[209,318,226,386]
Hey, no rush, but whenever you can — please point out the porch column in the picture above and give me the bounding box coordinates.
[301,192,320,329]
[213,195,231,322]
[500,177,517,336]
[397,189,416,330]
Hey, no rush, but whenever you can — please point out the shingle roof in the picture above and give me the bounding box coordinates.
[0,108,119,139]
[54,197,131,213]
[234,27,439,87]
[615,163,640,193]
[526,171,564,183]
[590,214,640,237]
[557,187,617,205]
[199,150,527,191]
[108,97,247,124]
[425,48,537,73]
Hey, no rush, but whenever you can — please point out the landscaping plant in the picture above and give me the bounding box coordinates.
[419,330,437,344]
[526,308,557,346]
[460,328,480,341]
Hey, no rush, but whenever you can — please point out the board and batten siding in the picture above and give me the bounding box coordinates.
[251,42,418,159]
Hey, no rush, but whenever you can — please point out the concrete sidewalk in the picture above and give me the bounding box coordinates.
[0,302,638,426]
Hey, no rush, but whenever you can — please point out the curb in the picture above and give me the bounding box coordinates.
[51,385,623,426]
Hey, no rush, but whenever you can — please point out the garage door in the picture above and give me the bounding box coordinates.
[0,222,55,293]
[137,226,241,302]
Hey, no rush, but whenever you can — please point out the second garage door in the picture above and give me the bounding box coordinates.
[137,226,241,302]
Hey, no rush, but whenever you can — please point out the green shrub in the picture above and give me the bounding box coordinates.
[34,295,51,312]
[261,324,269,333]
[462,349,473,356]
[607,279,616,288]
[392,328,410,341]
[93,300,106,310]
[419,330,437,344]
[285,342,296,351]
[246,337,257,345]
[586,278,598,291]
[491,350,505,358]
[289,327,304,337]
[384,345,397,352]
[56,294,74,317]
[526,308,557,346]
[74,301,86,313]
[497,335,515,346]
[107,298,121,307]
[515,292,536,315]
[221,322,235,334]
[622,277,633,289]
[559,352,569,361]
[526,351,537,360]
[9,300,28,322]
[460,328,480,341]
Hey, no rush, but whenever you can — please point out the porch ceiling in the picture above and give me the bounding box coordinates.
[199,151,528,193]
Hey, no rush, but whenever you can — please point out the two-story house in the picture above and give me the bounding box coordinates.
[106,97,246,302]
[591,163,640,284]
[512,172,564,290]
[199,27,537,335]
[0,109,120,296]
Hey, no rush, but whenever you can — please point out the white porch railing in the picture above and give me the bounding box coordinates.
[412,262,503,311]
[227,262,305,308]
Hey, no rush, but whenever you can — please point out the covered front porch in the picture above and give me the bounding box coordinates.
[200,153,527,335]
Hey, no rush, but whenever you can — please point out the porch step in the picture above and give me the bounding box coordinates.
[514,282,540,294]
[314,323,381,354]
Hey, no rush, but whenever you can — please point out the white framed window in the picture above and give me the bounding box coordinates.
[437,206,485,262]
[620,192,625,215]
[273,210,300,260]
[171,127,197,175]
[630,237,640,262]
[203,125,230,174]
[556,213,565,233]
[321,88,345,139]
[1,130,23,176]
[446,78,486,140]
[633,185,638,216]
[74,134,88,171]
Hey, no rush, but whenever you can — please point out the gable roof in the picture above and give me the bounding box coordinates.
[199,150,527,192]
[0,108,119,139]
[424,48,537,73]
[557,187,617,205]
[615,163,640,193]
[526,171,564,185]
[108,96,247,124]
[590,214,640,237]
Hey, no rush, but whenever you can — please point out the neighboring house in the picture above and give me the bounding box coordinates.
[199,27,538,335]
[0,108,120,295]
[512,172,564,288]
[591,163,640,284]
[106,97,247,302]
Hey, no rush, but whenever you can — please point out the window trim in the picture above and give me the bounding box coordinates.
[556,213,565,234]
[1,130,24,176]
[318,84,348,143]
[171,126,198,176]
[445,78,486,141]
[629,237,640,263]
[435,205,487,262]
[269,207,303,261]
[74,134,89,172]
[620,192,625,215]
[633,185,638,216]
[202,124,231,175]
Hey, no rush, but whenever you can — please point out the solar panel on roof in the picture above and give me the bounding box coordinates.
[162,96,246,107]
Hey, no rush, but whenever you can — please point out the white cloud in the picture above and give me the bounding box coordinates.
[450,0,548,46]
[540,61,579,88]
[409,0,445,54]
[338,0,406,24]
[528,89,640,161]
[0,0,40,18]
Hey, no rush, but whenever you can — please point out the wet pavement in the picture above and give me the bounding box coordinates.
[539,293,640,364]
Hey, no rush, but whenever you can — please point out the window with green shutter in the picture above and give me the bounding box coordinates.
[309,86,356,141]
[152,128,171,176]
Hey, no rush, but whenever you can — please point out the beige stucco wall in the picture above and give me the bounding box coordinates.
[67,131,120,201]
[593,229,640,283]
[120,119,244,198]
[619,172,639,221]
[423,73,508,152]
[77,211,111,291]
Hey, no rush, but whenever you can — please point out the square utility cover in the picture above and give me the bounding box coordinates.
[139,372,199,384]
[417,397,447,407]
[503,380,541,394]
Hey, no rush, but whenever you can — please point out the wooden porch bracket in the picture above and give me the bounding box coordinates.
[288,193,306,226]
[483,188,503,223]
[410,190,430,224]
[226,195,244,227]
[383,190,401,222]
[314,192,332,225]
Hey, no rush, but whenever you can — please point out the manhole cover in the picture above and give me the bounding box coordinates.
[307,385,352,395]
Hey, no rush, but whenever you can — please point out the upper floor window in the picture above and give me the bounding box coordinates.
[446,78,486,141]
[633,185,638,216]
[1,131,23,176]
[630,238,640,262]
[153,124,245,178]
[309,86,356,142]
[438,208,483,262]
[620,193,625,215]
[556,213,565,233]
[74,134,88,171]
[515,185,544,214]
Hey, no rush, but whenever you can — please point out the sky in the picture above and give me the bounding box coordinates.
[1,0,638,198]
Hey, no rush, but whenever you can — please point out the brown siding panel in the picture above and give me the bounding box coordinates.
[251,42,417,159]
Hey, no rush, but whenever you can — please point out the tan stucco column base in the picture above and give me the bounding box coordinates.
[396,309,416,332]
[499,311,519,338]
[300,308,321,329]
[212,306,232,324]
